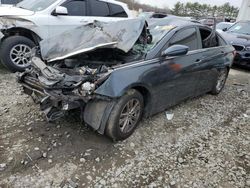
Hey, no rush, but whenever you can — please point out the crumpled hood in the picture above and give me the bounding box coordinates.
[0,6,34,16]
[40,18,146,62]
[220,31,250,47]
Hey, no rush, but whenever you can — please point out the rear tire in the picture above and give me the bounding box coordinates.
[0,36,35,72]
[105,89,144,141]
[211,68,229,95]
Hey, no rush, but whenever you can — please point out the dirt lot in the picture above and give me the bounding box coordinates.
[0,65,249,188]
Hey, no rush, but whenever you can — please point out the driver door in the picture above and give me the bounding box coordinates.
[155,27,203,111]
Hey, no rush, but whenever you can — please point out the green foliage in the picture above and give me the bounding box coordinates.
[171,1,239,19]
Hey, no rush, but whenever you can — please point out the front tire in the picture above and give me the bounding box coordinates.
[105,89,144,141]
[0,36,35,72]
[211,68,229,95]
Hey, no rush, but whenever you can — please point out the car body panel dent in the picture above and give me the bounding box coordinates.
[39,19,146,62]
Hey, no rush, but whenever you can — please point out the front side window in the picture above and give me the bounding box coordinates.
[170,28,198,51]
[90,0,109,17]
[62,0,86,16]
[109,3,128,17]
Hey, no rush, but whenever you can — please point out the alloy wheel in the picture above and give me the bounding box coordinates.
[119,98,141,134]
[10,44,32,67]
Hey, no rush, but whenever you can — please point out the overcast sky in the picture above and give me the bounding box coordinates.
[136,0,242,9]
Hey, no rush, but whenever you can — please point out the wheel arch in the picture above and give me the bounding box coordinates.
[84,85,153,134]
[1,27,41,45]
[130,85,152,117]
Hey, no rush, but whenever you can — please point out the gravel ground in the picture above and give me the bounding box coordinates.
[0,66,249,188]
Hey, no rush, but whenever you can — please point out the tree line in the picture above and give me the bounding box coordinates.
[118,0,238,19]
[171,2,239,19]
[118,0,170,14]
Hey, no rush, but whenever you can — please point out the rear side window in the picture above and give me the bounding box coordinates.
[90,0,110,17]
[109,3,128,17]
[199,28,220,48]
[170,28,198,51]
[62,0,86,16]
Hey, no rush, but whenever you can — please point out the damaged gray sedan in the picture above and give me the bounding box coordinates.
[18,18,235,140]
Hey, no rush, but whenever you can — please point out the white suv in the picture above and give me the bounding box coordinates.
[0,0,132,72]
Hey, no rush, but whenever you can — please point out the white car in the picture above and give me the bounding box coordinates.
[0,0,22,5]
[216,22,234,32]
[0,0,132,72]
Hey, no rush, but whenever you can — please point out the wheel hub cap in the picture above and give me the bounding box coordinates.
[10,44,32,67]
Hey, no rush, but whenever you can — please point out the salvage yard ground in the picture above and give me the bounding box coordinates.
[0,65,249,187]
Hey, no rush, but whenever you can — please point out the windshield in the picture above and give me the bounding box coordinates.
[228,22,250,35]
[216,23,232,30]
[132,24,175,55]
[16,0,58,11]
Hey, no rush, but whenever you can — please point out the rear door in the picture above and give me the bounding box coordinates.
[195,27,227,94]
[48,0,128,38]
[155,27,204,112]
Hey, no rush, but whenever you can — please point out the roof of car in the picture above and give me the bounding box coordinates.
[237,20,250,23]
[150,17,202,28]
[99,0,128,7]
[217,22,234,25]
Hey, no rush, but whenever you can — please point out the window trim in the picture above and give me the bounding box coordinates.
[108,2,128,18]
[160,26,200,56]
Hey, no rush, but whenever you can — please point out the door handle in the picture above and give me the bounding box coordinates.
[80,20,89,24]
[195,59,202,63]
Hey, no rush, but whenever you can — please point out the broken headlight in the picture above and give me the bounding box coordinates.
[80,82,96,96]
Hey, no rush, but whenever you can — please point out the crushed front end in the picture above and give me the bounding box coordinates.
[18,56,112,122]
[17,18,150,132]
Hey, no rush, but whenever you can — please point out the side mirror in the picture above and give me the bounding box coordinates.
[162,45,189,57]
[52,6,68,16]
[222,28,228,32]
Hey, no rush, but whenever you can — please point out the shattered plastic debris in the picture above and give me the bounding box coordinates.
[165,112,174,120]
[233,83,246,87]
